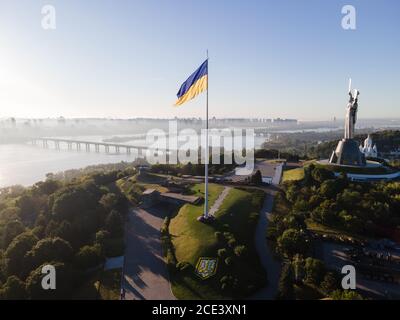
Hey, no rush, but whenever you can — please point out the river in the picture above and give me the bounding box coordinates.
[0,133,271,187]
[0,143,137,187]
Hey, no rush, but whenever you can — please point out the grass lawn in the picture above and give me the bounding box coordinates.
[282,160,394,183]
[168,184,266,299]
[282,167,305,182]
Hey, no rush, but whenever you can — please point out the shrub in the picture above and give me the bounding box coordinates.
[214,231,224,243]
[176,261,191,271]
[220,275,238,292]
[224,256,234,266]
[222,224,230,231]
[166,249,177,273]
[161,217,170,235]
[234,245,248,258]
[95,230,111,247]
[217,248,227,258]
[330,290,363,300]
[228,238,237,248]
[223,232,233,240]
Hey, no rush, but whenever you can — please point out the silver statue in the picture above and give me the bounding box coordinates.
[344,78,360,139]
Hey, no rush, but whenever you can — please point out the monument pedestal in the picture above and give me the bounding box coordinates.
[329,138,366,166]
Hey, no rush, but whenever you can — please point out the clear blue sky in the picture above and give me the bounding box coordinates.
[0,0,399,120]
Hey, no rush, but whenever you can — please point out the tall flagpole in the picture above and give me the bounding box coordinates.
[204,50,209,218]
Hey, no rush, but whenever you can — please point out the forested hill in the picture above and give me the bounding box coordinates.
[308,130,400,159]
[0,167,136,299]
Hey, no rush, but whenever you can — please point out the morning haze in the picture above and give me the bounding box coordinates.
[0,0,399,120]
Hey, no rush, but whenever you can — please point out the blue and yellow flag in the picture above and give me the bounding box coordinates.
[175,60,208,106]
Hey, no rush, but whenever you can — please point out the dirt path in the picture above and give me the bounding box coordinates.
[122,207,175,300]
[209,186,231,216]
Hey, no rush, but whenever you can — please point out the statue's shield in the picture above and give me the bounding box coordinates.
[195,257,218,280]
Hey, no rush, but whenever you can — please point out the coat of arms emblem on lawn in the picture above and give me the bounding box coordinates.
[195,257,218,280]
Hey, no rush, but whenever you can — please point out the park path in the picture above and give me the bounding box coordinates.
[209,186,231,216]
[272,163,284,185]
[251,192,282,300]
[122,207,175,300]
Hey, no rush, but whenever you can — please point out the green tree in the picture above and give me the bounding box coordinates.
[233,245,248,258]
[5,232,38,277]
[1,220,25,249]
[99,193,119,211]
[51,186,99,221]
[224,256,234,266]
[311,166,334,184]
[74,244,104,270]
[277,228,309,257]
[0,207,21,222]
[45,220,60,238]
[285,185,299,203]
[292,254,305,284]
[25,262,75,299]
[320,179,341,199]
[311,200,337,226]
[16,195,36,225]
[95,230,111,249]
[320,272,340,294]
[24,237,73,272]
[217,248,227,258]
[33,180,60,195]
[277,263,295,300]
[0,275,26,299]
[304,257,325,285]
[54,220,73,243]
[250,170,263,185]
[105,210,124,237]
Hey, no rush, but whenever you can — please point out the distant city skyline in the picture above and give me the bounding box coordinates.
[0,0,399,120]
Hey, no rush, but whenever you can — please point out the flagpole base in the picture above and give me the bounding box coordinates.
[197,214,215,224]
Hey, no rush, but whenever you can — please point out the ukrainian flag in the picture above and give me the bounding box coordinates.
[175,59,208,106]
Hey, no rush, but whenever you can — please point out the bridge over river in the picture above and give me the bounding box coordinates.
[30,137,166,155]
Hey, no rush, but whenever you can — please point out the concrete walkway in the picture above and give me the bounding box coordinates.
[251,193,282,300]
[209,186,231,216]
[122,207,175,300]
[272,163,283,185]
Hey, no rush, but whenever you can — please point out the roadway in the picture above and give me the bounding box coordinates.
[122,206,175,300]
[250,188,282,300]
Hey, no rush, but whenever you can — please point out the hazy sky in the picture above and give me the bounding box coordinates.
[0,0,399,120]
